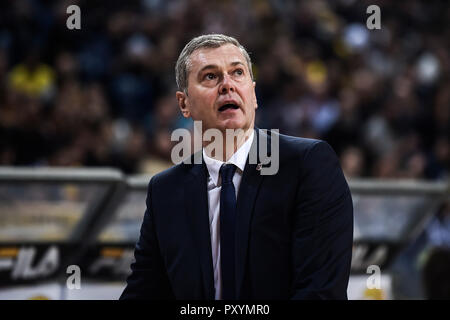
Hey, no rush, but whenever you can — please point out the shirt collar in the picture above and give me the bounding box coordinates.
[203,130,254,187]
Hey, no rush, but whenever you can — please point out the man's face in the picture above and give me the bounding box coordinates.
[176,44,257,133]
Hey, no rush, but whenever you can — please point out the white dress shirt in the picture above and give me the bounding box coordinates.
[202,131,254,300]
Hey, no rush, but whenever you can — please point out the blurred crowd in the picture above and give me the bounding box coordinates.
[0,0,448,179]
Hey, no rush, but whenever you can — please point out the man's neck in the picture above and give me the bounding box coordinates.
[203,127,254,162]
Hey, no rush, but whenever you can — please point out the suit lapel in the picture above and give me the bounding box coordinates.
[235,129,269,299]
[184,155,215,300]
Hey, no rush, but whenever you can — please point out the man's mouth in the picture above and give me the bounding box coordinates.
[218,104,240,112]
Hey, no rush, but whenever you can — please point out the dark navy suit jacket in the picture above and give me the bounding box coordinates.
[120,129,353,300]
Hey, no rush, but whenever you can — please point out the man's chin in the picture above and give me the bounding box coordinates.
[218,118,249,131]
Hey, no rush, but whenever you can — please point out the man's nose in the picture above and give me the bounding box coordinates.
[218,74,235,94]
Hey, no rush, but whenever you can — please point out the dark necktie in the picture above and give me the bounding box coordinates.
[220,163,237,300]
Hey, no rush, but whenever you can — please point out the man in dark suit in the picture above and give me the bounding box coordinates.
[120,34,353,300]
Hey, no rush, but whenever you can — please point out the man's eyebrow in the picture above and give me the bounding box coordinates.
[197,61,246,74]
[198,64,218,74]
[230,61,245,67]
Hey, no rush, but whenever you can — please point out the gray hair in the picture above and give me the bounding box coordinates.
[175,34,254,94]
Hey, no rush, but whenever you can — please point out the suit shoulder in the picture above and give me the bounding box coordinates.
[274,131,331,158]
[149,162,188,187]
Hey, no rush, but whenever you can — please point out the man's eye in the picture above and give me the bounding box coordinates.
[205,73,216,80]
[234,69,244,76]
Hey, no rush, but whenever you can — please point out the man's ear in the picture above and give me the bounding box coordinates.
[253,81,258,110]
[176,91,190,118]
